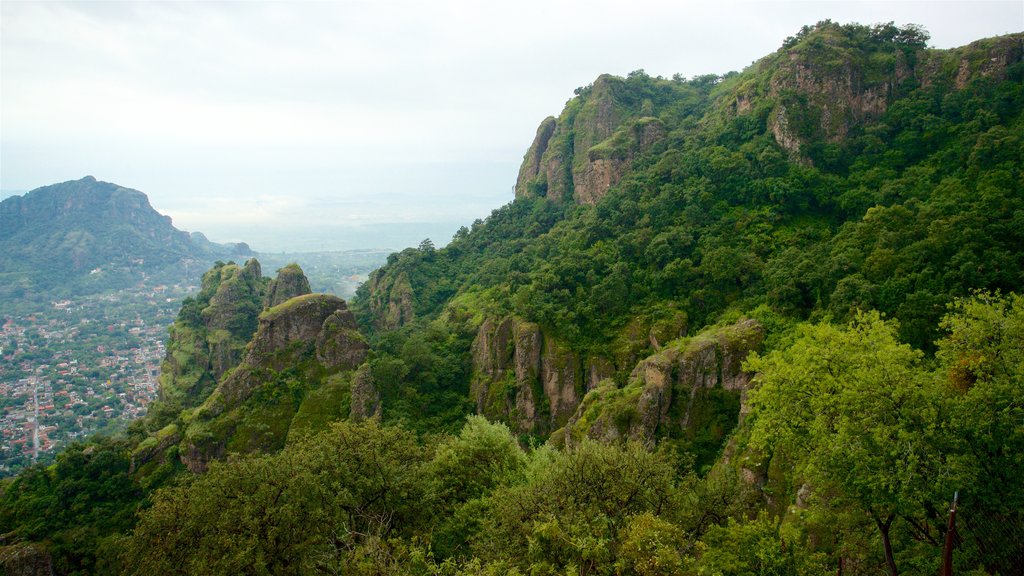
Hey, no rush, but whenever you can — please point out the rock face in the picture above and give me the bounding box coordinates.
[470,316,592,435]
[201,259,266,378]
[729,25,1024,161]
[349,363,381,422]
[0,542,54,576]
[515,116,557,197]
[559,319,764,451]
[363,267,416,331]
[515,75,667,206]
[469,310,695,436]
[468,315,614,432]
[157,260,267,414]
[264,263,312,308]
[180,293,367,472]
[316,309,368,371]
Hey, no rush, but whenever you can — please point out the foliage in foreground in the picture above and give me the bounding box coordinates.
[75,294,1015,575]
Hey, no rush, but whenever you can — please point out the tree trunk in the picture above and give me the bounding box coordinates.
[876,514,898,576]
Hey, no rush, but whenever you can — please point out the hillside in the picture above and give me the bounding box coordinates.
[0,176,251,304]
[353,23,1023,445]
[1,22,1022,576]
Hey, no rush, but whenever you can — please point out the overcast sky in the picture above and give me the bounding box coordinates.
[2,1,1021,251]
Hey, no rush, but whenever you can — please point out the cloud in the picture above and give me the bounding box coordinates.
[3,0,1022,248]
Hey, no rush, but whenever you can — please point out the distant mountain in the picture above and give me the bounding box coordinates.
[0,176,251,301]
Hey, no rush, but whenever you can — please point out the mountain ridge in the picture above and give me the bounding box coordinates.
[0,176,252,302]
[1,22,1022,575]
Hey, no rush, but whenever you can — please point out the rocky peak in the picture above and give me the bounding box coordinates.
[201,260,265,345]
[730,23,1023,161]
[514,74,669,206]
[264,263,313,308]
[248,294,349,366]
[181,292,368,472]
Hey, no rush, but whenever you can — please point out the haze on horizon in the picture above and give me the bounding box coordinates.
[2,0,1021,252]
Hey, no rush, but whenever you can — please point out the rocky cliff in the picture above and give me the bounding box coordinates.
[263,263,313,308]
[727,25,1023,161]
[556,319,763,463]
[180,293,367,472]
[515,25,1023,197]
[515,75,671,205]
[470,316,585,435]
[156,259,268,418]
[362,267,416,331]
[468,309,695,437]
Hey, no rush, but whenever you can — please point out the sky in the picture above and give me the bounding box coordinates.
[2,1,1022,251]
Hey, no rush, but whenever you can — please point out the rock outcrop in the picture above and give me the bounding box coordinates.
[470,316,586,435]
[0,542,54,576]
[349,363,381,422]
[515,116,557,197]
[201,258,265,378]
[363,267,416,331]
[515,75,668,206]
[316,309,368,371]
[559,319,764,454]
[728,25,1024,161]
[157,260,268,415]
[263,263,312,308]
[180,293,367,472]
[470,308,694,436]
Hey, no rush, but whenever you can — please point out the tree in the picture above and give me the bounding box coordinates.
[120,420,431,576]
[746,313,945,575]
[480,440,681,574]
[935,293,1024,573]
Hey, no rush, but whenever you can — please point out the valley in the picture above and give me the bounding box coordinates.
[1,20,1022,576]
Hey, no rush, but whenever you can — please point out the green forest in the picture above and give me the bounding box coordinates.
[2,22,1022,576]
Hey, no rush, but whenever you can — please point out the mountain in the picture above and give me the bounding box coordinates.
[354,24,1023,447]
[1,22,1022,576]
[0,176,251,302]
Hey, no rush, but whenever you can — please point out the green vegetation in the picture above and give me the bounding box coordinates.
[0,176,249,304]
[2,22,1023,575]
[1,293,1000,575]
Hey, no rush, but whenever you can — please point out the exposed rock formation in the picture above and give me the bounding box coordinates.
[470,309,695,436]
[515,116,557,197]
[559,319,764,449]
[349,363,381,422]
[470,316,586,435]
[157,260,267,414]
[0,542,54,576]
[515,75,667,206]
[316,309,368,371]
[730,26,1024,161]
[576,117,666,205]
[201,258,265,378]
[263,263,312,308]
[363,267,416,331]
[180,293,367,472]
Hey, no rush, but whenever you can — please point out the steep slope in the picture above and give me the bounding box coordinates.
[179,293,367,472]
[135,262,369,474]
[355,22,1024,445]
